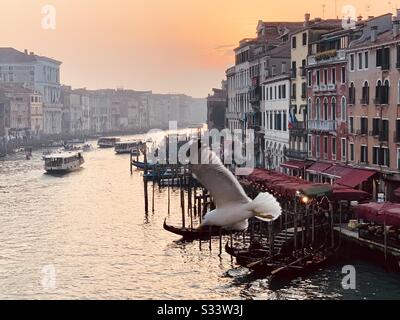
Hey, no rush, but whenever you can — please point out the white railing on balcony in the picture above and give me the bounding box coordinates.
[308,50,346,66]
[319,84,328,92]
[308,120,337,132]
[327,83,337,91]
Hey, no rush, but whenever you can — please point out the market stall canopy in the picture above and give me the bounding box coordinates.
[355,202,400,226]
[280,160,306,170]
[306,162,332,174]
[331,185,371,202]
[335,168,376,188]
[322,164,353,179]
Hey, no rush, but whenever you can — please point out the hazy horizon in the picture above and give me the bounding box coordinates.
[0,0,398,98]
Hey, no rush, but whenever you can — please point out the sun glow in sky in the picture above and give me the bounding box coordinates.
[0,0,399,97]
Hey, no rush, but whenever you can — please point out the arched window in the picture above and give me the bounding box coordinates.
[341,96,347,121]
[375,79,382,104]
[331,97,336,121]
[316,98,321,120]
[382,79,390,104]
[362,81,369,105]
[349,82,356,104]
[307,98,312,122]
[323,97,329,121]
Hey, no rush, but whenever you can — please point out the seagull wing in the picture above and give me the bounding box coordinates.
[190,145,250,208]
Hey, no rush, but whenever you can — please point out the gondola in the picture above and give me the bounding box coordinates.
[163,219,233,240]
[131,160,160,171]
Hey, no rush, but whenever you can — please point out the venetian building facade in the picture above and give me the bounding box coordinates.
[347,13,400,200]
[284,15,342,176]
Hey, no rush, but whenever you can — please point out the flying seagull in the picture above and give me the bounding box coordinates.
[189,143,282,231]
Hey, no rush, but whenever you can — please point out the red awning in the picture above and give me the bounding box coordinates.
[306,162,332,174]
[335,169,376,188]
[355,202,400,226]
[281,160,306,170]
[331,186,371,202]
[322,164,353,178]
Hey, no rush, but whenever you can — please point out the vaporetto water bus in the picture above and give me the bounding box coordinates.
[115,140,142,155]
[97,137,120,148]
[43,152,85,173]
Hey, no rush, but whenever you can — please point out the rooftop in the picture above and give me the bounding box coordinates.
[0,47,62,65]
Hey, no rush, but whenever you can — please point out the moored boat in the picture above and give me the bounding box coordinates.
[163,219,234,240]
[115,140,142,155]
[97,137,120,148]
[43,152,85,173]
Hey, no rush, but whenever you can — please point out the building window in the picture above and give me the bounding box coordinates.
[331,68,336,85]
[307,71,312,87]
[341,138,347,161]
[292,35,297,49]
[350,54,355,71]
[360,145,368,163]
[323,136,328,158]
[349,82,356,104]
[360,117,368,135]
[358,52,363,70]
[331,97,336,121]
[397,149,400,170]
[349,116,354,134]
[372,118,379,136]
[308,134,312,156]
[364,52,369,69]
[291,83,296,99]
[341,96,347,121]
[324,69,328,85]
[316,70,320,85]
[341,66,346,83]
[373,147,390,166]
[381,119,389,141]
[350,143,355,162]
[316,136,320,157]
[302,32,307,46]
[383,79,390,104]
[396,119,400,143]
[362,81,369,104]
[321,98,328,121]
[283,111,287,131]
[398,80,400,104]
[332,137,336,159]
[377,47,390,70]
[316,98,321,120]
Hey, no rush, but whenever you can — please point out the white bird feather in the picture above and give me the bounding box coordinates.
[189,143,282,231]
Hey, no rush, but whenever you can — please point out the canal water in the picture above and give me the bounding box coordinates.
[1,134,400,300]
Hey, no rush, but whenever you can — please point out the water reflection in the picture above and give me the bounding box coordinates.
[0,135,400,299]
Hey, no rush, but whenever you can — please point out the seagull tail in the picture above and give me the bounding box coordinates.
[248,192,282,222]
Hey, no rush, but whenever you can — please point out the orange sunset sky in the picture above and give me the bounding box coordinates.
[0,0,399,97]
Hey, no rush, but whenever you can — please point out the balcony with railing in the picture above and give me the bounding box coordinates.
[308,49,346,66]
[299,67,307,78]
[284,148,308,160]
[289,121,307,137]
[308,119,337,132]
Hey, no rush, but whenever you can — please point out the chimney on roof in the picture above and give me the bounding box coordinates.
[29,51,34,55]
[397,9,400,19]
[371,26,378,42]
[314,17,322,22]
[304,13,311,26]
[24,49,28,54]
[368,16,374,20]
[357,15,363,22]
[393,20,400,38]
